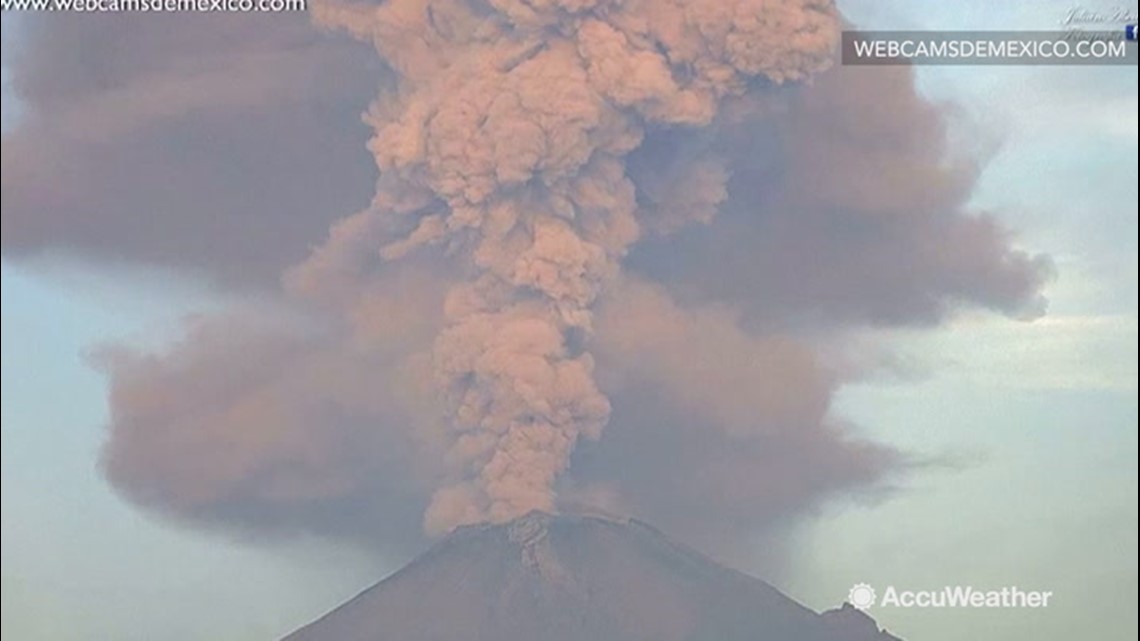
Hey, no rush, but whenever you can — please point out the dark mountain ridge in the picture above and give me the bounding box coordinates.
[285,511,902,641]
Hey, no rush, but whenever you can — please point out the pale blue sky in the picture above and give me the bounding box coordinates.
[2,2,1137,640]
[786,2,1138,640]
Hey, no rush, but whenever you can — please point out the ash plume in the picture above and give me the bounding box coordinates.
[295,0,839,534]
[1,1,1051,554]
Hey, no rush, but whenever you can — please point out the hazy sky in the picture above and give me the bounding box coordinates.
[2,1,1136,640]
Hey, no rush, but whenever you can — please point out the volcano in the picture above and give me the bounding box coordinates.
[284,512,901,641]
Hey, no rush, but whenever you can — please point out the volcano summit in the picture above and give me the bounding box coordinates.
[285,512,902,641]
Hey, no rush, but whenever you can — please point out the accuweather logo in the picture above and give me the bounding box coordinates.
[848,584,877,610]
[847,583,1054,610]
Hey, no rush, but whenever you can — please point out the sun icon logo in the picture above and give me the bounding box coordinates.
[848,583,877,610]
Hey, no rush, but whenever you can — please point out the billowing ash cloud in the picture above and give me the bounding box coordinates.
[3,1,1050,554]
[1,13,380,285]
[295,0,841,534]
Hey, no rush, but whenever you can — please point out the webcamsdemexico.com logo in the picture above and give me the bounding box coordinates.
[847,583,1055,610]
